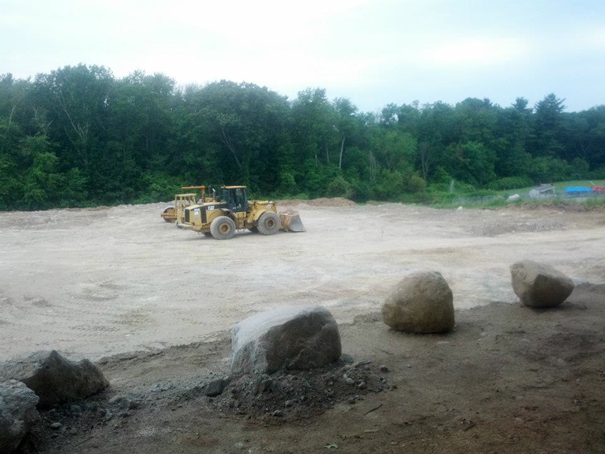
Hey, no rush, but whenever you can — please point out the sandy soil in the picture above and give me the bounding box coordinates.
[1,201,604,360]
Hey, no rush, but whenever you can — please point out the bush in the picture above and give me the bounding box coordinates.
[278,171,298,194]
[134,172,183,203]
[570,158,590,179]
[591,167,605,179]
[487,176,533,191]
[431,166,451,184]
[529,157,572,183]
[351,181,371,202]
[327,175,352,197]
[407,174,427,193]
[371,170,406,200]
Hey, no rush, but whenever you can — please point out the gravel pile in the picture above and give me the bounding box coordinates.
[182,358,391,421]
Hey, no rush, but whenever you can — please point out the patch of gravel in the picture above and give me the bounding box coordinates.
[178,358,391,421]
[472,219,566,237]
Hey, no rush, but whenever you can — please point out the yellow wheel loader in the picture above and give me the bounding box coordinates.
[161,186,211,223]
[176,186,305,240]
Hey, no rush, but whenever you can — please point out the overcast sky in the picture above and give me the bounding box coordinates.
[2,0,604,112]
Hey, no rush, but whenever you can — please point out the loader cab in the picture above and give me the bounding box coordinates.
[220,186,248,213]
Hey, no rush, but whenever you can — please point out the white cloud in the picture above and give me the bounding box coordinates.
[1,0,604,110]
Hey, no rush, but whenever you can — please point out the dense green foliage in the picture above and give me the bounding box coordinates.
[1,65,605,210]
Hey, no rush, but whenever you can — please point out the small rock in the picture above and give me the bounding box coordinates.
[50,422,62,430]
[88,402,100,412]
[341,354,354,364]
[104,410,113,421]
[272,410,283,417]
[206,377,231,397]
[285,400,294,408]
[257,377,273,394]
[357,381,366,389]
[343,376,355,386]
[70,405,82,414]
[234,442,245,450]
[379,365,389,373]
[128,400,140,410]
[69,428,78,435]
[301,379,313,390]
[108,396,132,411]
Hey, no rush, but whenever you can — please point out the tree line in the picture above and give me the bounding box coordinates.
[1,64,604,210]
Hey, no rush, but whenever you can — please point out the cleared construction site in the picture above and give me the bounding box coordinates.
[1,200,605,453]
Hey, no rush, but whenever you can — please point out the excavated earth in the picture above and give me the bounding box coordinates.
[1,200,604,453]
[15,283,605,454]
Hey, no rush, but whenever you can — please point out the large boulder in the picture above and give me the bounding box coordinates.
[0,379,40,453]
[382,271,455,333]
[510,260,574,308]
[232,306,342,375]
[0,351,109,408]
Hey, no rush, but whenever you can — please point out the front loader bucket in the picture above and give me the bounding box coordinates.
[279,211,306,232]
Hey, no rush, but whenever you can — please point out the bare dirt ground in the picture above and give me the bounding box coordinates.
[1,201,605,453]
[0,201,604,360]
[18,284,605,454]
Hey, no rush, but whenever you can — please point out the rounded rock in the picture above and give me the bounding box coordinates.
[510,260,574,308]
[382,271,455,333]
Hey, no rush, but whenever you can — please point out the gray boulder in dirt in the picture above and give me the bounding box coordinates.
[205,377,231,397]
[0,379,40,453]
[231,306,342,375]
[510,260,574,308]
[382,271,455,333]
[0,351,109,408]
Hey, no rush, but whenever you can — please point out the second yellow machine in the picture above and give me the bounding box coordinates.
[176,186,305,240]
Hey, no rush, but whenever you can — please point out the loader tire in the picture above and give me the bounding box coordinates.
[210,216,236,240]
[256,212,281,235]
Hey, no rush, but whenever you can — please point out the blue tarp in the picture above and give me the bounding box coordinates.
[565,186,592,193]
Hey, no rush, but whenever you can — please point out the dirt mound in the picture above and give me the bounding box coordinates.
[277,197,357,208]
[192,360,391,421]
